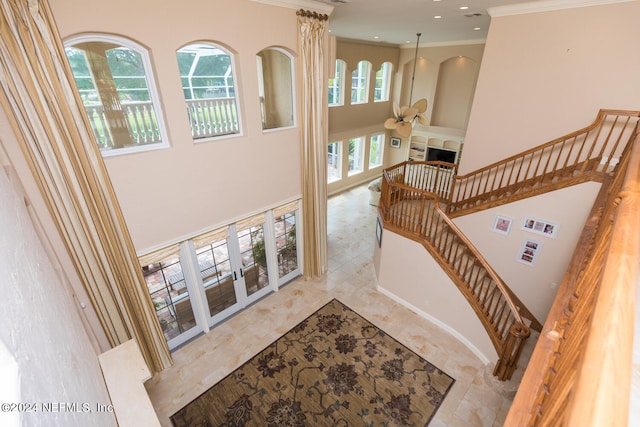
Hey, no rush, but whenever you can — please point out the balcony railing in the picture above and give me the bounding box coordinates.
[84,101,162,149]
[185,97,239,138]
[84,97,239,150]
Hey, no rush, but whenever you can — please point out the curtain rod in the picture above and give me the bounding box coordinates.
[297,9,329,21]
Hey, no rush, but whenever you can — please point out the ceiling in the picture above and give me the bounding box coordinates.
[312,0,537,46]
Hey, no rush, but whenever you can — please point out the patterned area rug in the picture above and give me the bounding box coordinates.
[171,299,454,426]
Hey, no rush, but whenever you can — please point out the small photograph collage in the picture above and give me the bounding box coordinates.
[492,214,559,266]
[521,216,559,238]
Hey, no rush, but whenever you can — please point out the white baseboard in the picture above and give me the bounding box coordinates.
[377,286,491,365]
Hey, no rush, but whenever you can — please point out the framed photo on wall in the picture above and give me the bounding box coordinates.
[492,215,513,235]
[522,216,559,238]
[518,239,542,266]
[390,137,401,149]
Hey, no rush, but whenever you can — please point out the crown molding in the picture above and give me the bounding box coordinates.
[249,0,335,14]
[489,0,636,17]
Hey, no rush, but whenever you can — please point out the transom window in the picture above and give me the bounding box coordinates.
[328,59,345,107]
[176,43,241,140]
[65,35,168,155]
[351,61,371,105]
[374,62,392,102]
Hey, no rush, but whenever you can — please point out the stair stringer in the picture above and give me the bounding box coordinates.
[448,170,605,218]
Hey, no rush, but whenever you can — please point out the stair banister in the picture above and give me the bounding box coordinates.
[430,198,532,378]
[431,198,526,329]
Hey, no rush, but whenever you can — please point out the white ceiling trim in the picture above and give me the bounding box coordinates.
[489,0,636,17]
[249,0,335,14]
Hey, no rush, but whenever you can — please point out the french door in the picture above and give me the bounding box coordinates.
[142,202,300,350]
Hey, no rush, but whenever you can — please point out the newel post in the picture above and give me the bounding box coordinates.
[494,323,531,381]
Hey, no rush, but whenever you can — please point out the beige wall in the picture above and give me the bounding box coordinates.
[453,182,601,321]
[377,231,496,362]
[461,0,640,174]
[50,0,303,252]
[395,43,485,129]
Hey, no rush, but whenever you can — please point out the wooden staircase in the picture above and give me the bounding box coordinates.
[505,128,640,426]
[448,109,640,217]
[379,109,640,382]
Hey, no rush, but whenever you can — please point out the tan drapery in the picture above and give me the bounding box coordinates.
[0,0,171,373]
[297,9,329,278]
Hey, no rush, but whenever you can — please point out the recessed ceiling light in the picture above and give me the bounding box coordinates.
[474,27,481,31]
[434,15,442,19]
[374,36,379,39]
[459,6,469,10]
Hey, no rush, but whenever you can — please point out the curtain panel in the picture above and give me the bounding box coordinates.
[297,9,329,279]
[0,0,171,373]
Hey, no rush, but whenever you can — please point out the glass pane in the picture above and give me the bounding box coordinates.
[176,43,240,139]
[142,257,195,342]
[195,237,236,318]
[274,211,297,278]
[351,61,369,104]
[369,134,384,168]
[348,137,364,176]
[65,42,162,151]
[328,60,344,106]
[328,141,342,183]
[237,223,269,297]
[374,62,392,102]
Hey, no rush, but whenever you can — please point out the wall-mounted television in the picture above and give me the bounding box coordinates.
[427,147,457,163]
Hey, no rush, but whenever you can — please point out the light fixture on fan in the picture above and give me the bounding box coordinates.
[384,33,429,138]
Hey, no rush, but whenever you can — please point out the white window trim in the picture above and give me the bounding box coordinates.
[259,46,297,133]
[351,61,371,105]
[178,42,244,143]
[374,62,392,103]
[64,33,170,156]
[329,59,345,107]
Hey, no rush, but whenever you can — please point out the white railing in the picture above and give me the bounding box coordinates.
[84,97,239,149]
[185,98,239,138]
[84,101,161,149]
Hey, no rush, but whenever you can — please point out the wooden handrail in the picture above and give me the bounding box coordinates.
[450,109,640,216]
[379,172,535,380]
[431,198,525,327]
[567,130,640,426]
[504,130,640,425]
[379,109,640,387]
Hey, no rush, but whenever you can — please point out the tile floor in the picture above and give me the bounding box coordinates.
[145,184,535,426]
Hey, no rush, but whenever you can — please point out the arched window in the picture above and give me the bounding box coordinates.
[64,34,168,155]
[176,43,241,140]
[256,47,295,130]
[374,62,392,102]
[351,60,371,105]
